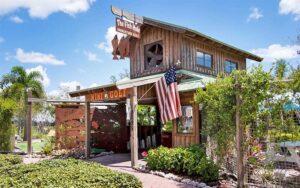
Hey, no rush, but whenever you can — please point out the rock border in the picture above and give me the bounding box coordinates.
[135,164,216,188]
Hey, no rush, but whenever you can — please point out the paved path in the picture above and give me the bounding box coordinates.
[89,153,194,188]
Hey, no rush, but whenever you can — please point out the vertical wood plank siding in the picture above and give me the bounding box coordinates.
[130,25,247,148]
[130,26,246,78]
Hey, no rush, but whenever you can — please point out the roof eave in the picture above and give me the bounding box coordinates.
[143,17,263,62]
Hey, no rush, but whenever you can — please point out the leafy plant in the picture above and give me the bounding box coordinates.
[41,137,55,156]
[0,66,45,140]
[0,97,17,152]
[0,154,22,168]
[0,159,142,188]
[145,145,219,182]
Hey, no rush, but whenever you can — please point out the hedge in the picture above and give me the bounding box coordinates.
[0,154,22,168]
[0,159,142,188]
[145,145,219,182]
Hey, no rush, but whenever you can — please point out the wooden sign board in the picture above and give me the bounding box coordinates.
[86,89,128,102]
[116,18,141,38]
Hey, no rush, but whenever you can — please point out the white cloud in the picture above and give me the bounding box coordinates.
[48,81,81,99]
[251,44,300,62]
[279,0,300,20]
[84,51,101,63]
[10,15,23,23]
[15,48,65,65]
[0,0,96,19]
[97,26,125,53]
[26,65,50,87]
[247,7,263,22]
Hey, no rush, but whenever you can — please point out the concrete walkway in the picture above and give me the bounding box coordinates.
[89,153,194,188]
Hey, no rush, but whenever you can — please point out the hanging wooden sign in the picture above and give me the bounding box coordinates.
[116,18,141,38]
[86,89,128,102]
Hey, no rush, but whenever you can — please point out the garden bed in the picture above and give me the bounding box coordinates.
[144,145,219,186]
[0,154,142,188]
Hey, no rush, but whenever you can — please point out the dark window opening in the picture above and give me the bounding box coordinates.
[144,41,163,70]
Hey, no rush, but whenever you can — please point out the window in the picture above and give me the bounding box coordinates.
[197,51,212,68]
[144,41,163,70]
[225,60,238,73]
[177,106,193,134]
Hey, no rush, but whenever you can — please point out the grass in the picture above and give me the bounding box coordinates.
[16,141,45,152]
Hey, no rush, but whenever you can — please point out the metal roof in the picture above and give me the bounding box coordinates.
[69,69,216,97]
[143,17,263,62]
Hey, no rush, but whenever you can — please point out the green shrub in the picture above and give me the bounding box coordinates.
[0,154,22,168]
[0,159,142,188]
[41,136,55,156]
[146,145,219,182]
[0,98,16,152]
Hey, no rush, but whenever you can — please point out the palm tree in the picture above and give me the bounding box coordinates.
[274,59,288,80]
[0,66,45,140]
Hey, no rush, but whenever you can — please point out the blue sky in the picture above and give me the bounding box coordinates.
[0,0,300,96]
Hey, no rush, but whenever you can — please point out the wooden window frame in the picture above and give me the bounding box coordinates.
[144,40,164,71]
[224,59,238,73]
[196,50,213,69]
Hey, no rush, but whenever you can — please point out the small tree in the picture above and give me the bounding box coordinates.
[0,96,16,152]
[0,66,45,140]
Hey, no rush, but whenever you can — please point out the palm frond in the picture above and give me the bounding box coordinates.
[27,71,43,82]
[28,80,45,98]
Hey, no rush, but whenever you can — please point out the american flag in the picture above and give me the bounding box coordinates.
[155,67,182,124]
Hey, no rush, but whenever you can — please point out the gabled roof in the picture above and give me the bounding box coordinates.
[143,17,263,62]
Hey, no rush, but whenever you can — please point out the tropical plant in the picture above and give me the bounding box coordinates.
[273,59,288,80]
[0,66,45,140]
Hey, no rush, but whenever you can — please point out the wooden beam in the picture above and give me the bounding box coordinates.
[111,6,143,24]
[130,86,138,168]
[235,74,244,187]
[26,89,32,154]
[85,101,91,159]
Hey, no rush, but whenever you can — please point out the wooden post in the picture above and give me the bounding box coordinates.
[235,73,244,187]
[130,86,138,168]
[85,101,91,159]
[26,89,32,154]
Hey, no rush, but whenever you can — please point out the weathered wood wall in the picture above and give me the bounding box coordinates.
[55,105,86,149]
[130,26,182,78]
[180,37,246,76]
[130,25,246,78]
[55,104,129,152]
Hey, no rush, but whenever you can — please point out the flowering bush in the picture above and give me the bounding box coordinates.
[145,145,219,182]
[141,151,148,157]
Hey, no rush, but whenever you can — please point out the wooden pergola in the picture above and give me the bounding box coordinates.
[68,77,162,168]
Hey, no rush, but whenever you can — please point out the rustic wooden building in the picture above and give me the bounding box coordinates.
[68,8,263,165]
